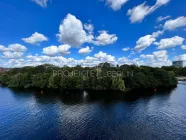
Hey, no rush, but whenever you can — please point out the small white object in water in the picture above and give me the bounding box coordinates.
[83,91,88,97]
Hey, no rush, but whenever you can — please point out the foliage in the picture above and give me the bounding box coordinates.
[111,76,125,91]
[8,73,30,88]
[161,66,186,76]
[0,63,178,91]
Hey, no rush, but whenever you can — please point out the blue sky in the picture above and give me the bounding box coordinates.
[0,0,186,67]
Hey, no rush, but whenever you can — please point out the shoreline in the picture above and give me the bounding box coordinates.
[0,83,177,95]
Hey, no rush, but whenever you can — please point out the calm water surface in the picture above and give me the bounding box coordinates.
[0,84,186,140]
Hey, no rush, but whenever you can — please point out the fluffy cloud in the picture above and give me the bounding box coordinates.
[157,15,171,22]
[163,16,186,30]
[181,45,186,50]
[118,57,143,66]
[0,45,9,52]
[26,55,51,62]
[22,32,48,45]
[4,51,117,68]
[84,24,94,34]
[135,35,156,52]
[78,46,93,55]
[127,3,150,23]
[32,0,49,8]
[152,30,164,38]
[122,47,130,51]
[8,44,27,52]
[0,44,27,53]
[134,30,163,52]
[140,50,171,67]
[140,54,154,61]
[153,50,168,59]
[57,14,118,47]
[1,50,173,68]
[106,0,128,11]
[93,31,118,46]
[154,36,185,49]
[13,55,81,67]
[0,44,27,59]
[94,51,115,62]
[57,14,93,47]
[127,0,170,23]
[42,46,58,56]
[174,54,186,61]
[42,45,71,56]
[58,44,71,55]
[3,52,24,59]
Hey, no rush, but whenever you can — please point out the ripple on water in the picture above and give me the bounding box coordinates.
[0,85,186,140]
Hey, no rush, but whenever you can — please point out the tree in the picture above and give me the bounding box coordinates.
[111,76,125,91]
[0,64,178,91]
[8,73,30,88]
[0,74,10,85]
[48,75,61,89]
[31,73,50,88]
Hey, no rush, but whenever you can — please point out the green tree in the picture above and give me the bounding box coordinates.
[48,75,61,89]
[111,76,125,91]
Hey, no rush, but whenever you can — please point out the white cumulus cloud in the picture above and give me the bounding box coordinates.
[135,35,156,52]
[0,44,27,53]
[140,50,171,67]
[57,14,93,47]
[134,30,163,52]
[58,44,71,55]
[163,16,186,30]
[22,32,48,45]
[57,14,118,47]
[0,45,9,52]
[78,46,93,55]
[84,23,94,34]
[3,52,24,59]
[42,45,71,56]
[94,51,115,62]
[181,45,186,50]
[42,46,58,57]
[174,54,186,61]
[8,44,27,52]
[154,36,185,49]
[93,30,118,46]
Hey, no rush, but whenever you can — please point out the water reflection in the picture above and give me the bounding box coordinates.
[0,85,186,140]
[6,87,176,105]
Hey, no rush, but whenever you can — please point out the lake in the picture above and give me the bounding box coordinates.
[0,84,186,140]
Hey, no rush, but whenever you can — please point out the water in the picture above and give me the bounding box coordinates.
[0,84,186,140]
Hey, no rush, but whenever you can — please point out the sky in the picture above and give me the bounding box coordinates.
[0,0,186,68]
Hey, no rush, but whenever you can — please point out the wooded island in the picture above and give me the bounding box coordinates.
[0,63,182,92]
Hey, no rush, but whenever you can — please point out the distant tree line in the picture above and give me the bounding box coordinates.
[0,63,178,92]
[161,66,186,76]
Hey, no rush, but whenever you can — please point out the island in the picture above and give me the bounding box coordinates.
[0,63,183,92]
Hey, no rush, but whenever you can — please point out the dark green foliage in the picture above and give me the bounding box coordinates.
[0,74,10,85]
[48,75,61,89]
[31,73,50,88]
[123,66,177,89]
[8,73,31,88]
[0,63,178,91]
[111,76,125,91]
[161,66,186,76]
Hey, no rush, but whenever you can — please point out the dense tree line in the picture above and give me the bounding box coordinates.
[0,64,177,92]
[161,66,186,76]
